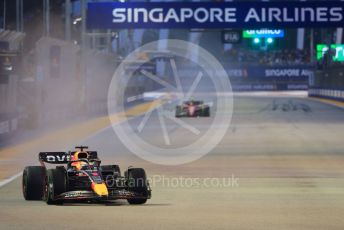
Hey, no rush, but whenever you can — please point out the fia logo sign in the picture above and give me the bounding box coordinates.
[222,30,242,44]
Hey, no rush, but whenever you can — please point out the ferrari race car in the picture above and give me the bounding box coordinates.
[175,100,210,117]
[22,146,151,205]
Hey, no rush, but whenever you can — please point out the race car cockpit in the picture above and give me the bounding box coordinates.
[67,146,101,171]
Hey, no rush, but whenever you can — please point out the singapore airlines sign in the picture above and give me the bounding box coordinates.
[87,1,344,29]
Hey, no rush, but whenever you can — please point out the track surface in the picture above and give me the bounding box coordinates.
[1,94,344,230]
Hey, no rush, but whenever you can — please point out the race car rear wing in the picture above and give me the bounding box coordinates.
[39,151,98,165]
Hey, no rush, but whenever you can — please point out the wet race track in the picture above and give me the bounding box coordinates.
[1,93,344,230]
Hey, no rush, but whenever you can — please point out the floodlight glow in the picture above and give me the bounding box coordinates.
[266,38,274,44]
[253,38,260,44]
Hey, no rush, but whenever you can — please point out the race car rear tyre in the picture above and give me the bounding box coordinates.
[175,106,182,118]
[44,168,66,205]
[127,168,148,205]
[22,166,46,200]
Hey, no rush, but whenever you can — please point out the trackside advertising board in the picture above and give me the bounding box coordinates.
[242,29,285,38]
[87,1,344,29]
[316,44,344,61]
[223,65,313,79]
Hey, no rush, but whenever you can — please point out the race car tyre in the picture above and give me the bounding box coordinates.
[22,166,46,200]
[126,168,148,205]
[100,165,121,176]
[175,106,182,118]
[44,168,66,205]
[204,107,210,117]
[127,198,147,205]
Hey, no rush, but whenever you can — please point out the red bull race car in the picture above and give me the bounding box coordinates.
[175,100,210,117]
[22,146,151,205]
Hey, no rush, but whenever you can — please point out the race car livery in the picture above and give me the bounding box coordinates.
[175,100,210,117]
[22,146,151,205]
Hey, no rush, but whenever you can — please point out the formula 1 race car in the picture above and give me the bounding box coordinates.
[175,100,210,117]
[22,146,151,205]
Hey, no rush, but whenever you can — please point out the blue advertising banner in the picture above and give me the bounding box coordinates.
[87,1,344,29]
[222,65,313,79]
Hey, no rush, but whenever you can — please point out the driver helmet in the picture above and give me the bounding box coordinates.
[71,151,89,170]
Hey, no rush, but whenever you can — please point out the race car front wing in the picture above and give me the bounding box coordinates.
[54,189,151,201]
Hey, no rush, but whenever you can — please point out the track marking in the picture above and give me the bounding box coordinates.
[0,171,22,188]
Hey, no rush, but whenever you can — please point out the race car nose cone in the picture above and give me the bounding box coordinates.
[91,182,109,196]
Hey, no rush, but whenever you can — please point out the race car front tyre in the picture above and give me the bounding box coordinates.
[22,166,46,200]
[44,168,66,205]
[127,198,147,205]
[126,168,148,205]
[203,107,210,117]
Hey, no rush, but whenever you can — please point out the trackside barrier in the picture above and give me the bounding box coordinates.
[309,88,344,102]
[309,67,344,102]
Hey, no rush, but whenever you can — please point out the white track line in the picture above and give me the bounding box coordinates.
[0,172,22,188]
